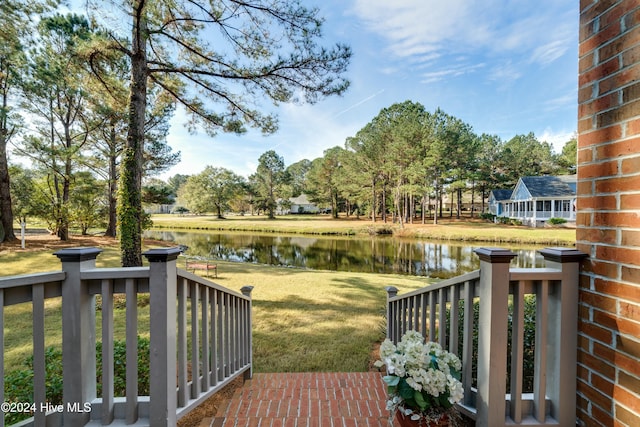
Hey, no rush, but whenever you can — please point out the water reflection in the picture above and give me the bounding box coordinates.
[144,230,544,279]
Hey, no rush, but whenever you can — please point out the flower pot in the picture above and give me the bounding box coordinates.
[395,411,451,427]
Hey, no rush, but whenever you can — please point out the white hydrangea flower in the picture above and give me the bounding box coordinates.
[447,375,464,404]
[377,330,465,422]
[379,339,396,358]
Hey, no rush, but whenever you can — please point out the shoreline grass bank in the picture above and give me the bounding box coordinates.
[150,213,576,246]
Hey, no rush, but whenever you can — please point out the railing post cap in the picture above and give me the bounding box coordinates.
[539,247,588,263]
[54,247,102,262]
[385,286,398,297]
[474,247,517,263]
[241,285,254,297]
[142,247,182,262]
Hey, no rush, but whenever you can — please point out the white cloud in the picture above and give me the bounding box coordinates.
[420,63,485,84]
[487,61,523,86]
[350,0,576,68]
[539,128,576,153]
[544,93,577,112]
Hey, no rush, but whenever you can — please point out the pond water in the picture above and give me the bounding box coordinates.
[145,230,546,279]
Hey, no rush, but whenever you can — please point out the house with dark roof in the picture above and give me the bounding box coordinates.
[496,175,576,227]
[488,189,513,216]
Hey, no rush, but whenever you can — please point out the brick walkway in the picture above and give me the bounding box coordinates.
[201,372,399,427]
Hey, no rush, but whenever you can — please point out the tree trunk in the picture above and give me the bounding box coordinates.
[0,132,16,242]
[371,178,376,222]
[119,4,148,266]
[471,180,475,218]
[433,191,438,225]
[450,189,454,218]
[382,182,387,223]
[0,61,16,242]
[105,123,118,237]
[57,127,73,241]
[481,185,486,214]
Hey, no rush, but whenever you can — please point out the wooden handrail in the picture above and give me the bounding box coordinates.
[386,247,586,427]
[0,247,252,427]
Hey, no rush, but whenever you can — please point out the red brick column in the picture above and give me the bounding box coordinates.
[577,1,640,426]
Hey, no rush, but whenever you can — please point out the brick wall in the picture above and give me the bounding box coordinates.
[577,1,640,426]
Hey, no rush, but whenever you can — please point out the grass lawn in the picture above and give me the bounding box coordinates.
[150,213,576,245]
[1,242,426,373]
[212,261,426,372]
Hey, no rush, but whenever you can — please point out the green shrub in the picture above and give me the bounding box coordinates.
[4,337,151,425]
[452,295,537,393]
[479,212,495,221]
[548,217,567,225]
[4,347,64,425]
[96,336,151,397]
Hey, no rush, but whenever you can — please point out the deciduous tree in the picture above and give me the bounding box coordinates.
[252,150,288,219]
[178,167,243,218]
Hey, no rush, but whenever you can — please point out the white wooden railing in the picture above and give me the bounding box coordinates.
[386,247,586,427]
[0,247,253,426]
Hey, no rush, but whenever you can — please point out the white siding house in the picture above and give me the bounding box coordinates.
[496,175,576,227]
[290,194,319,214]
[277,194,320,214]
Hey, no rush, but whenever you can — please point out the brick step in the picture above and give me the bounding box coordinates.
[213,372,398,427]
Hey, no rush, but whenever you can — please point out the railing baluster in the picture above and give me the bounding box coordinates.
[428,292,436,342]
[243,298,249,367]
[190,281,200,398]
[462,280,474,407]
[211,289,218,385]
[101,279,115,424]
[32,284,45,426]
[229,295,235,373]
[398,298,405,337]
[125,278,138,423]
[234,296,240,372]
[225,293,231,377]
[202,286,210,392]
[420,293,427,338]
[0,290,4,427]
[510,280,525,423]
[449,285,459,355]
[413,295,420,333]
[177,278,188,407]
[438,288,447,347]
[218,290,225,381]
[534,280,549,422]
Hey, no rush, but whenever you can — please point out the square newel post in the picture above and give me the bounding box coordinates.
[385,286,398,343]
[240,286,254,380]
[54,247,102,426]
[144,247,182,427]
[539,247,587,427]
[474,247,516,427]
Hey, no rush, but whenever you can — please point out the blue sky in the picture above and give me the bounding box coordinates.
[161,0,578,180]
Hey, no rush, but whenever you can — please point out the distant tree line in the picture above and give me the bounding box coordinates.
[172,101,576,224]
